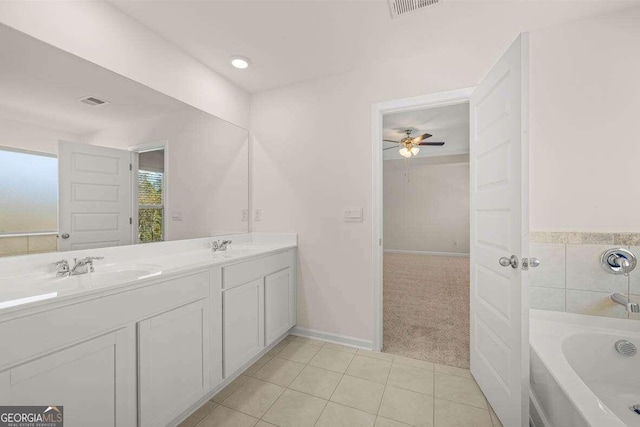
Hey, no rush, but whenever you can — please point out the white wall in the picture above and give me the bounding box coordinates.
[0,1,250,129]
[84,110,249,240]
[529,7,640,232]
[0,116,82,155]
[251,7,640,342]
[384,155,470,254]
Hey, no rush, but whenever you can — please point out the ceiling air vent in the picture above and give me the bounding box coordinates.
[388,0,441,18]
[78,96,109,107]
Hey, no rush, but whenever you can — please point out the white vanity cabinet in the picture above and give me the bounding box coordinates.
[223,278,264,376]
[222,249,296,378]
[138,298,211,427]
[0,242,296,427]
[0,328,134,427]
[265,267,295,346]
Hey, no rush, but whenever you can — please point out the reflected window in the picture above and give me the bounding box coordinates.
[0,147,57,234]
[137,149,164,243]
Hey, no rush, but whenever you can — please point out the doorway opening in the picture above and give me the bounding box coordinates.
[372,88,474,365]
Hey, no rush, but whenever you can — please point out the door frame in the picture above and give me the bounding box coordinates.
[371,87,474,351]
[129,140,169,244]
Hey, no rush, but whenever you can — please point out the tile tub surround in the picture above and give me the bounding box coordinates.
[529,231,640,319]
[0,233,57,257]
[181,335,504,427]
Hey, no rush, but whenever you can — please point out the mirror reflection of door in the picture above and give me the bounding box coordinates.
[58,141,133,251]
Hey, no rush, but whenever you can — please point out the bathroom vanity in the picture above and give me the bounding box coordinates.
[0,233,297,427]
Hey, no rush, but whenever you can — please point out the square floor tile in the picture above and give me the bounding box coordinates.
[434,364,473,380]
[289,365,343,399]
[277,341,322,363]
[179,401,217,427]
[267,340,289,357]
[316,402,376,427]
[197,405,258,427]
[255,422,276,427]
[378,385,434,427]
[244,354,273,376]
[434,372,487,409]
[357,349,394,361]
[293,336,325,346]
[393,355,435,371]
[323,342,358,353]
[212,375,251,403]
[489,405,504,427]
[346,355,392,384]
[309,347,355,373]
[375,417,412,427]
[222,377,284,418]
[262,389,327,427]
[434,398,493,427]
[253,357,305,387]
[387,364,434,395]
[330,375,385,414]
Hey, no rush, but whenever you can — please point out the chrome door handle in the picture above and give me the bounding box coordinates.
[529,258,540,268]
[499,255,518,269]
[61,233,70,239]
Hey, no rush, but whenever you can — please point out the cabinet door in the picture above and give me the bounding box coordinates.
[265,267,294,346]
[223,278,264,377]
[138,299,210,427]
[0,328,135,427]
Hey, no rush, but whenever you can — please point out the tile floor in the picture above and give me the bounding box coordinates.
[180,335,504,427]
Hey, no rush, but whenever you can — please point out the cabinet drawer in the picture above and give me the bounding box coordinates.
[222,251,290,289]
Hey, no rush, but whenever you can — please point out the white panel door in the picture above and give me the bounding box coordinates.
[265,267,293,346]
[223,278,264,377]
[470,34,529,427]
[138,299,210,427]
[0,328,136,427]
[58,141,132,251]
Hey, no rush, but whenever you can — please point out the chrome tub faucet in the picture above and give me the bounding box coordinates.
[610,293,640,313]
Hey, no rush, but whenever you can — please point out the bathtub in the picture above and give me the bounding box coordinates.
[530,309,640,427]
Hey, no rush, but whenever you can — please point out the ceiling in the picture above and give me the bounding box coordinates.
[0,23,189,135]
[383,102,469,160]
[111,0,636,93]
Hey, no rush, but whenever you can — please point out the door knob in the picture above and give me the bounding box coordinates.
[61,233,70,239]
[499,255,518,269]
[529,258,540,268]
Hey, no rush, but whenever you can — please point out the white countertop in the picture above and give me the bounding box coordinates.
[0,233,296,316]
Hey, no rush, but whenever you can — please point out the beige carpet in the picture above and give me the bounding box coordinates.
[383,253,470,369]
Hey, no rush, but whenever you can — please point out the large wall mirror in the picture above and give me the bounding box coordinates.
[0,24,249,256]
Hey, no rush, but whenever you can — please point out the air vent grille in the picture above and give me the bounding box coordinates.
[388,0,441,18]
[79,96,109,107]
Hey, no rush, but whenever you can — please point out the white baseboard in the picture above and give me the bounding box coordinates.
[384,249,470,257]
[290,326,373,350]
[529,389,551,427]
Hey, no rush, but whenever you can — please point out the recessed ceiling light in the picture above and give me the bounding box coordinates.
[231,56,250,69]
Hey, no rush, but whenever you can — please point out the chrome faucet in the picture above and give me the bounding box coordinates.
[610,293,640,313]
[54,256,103,276]
[211,239,232,252]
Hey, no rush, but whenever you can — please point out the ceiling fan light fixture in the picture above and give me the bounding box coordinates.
[230,55,251,69]
[410,146,420,156]
[399,147,412,158]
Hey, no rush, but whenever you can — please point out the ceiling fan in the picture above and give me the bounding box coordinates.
[383,129,445,158]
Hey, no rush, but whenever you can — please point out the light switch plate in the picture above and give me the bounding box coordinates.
[241,209,249,222]
[254,209,262,221]
[344,207,363,222]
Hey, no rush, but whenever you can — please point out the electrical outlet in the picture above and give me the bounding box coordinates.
[254,209,262,221]
[241,209,249,222]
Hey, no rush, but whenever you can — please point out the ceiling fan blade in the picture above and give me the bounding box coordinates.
[383,139,399,143]
[418,142,445,146]
[383,147,397,150]
[411,133,432,143]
